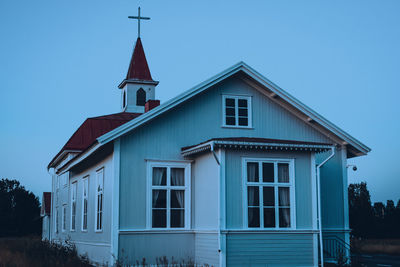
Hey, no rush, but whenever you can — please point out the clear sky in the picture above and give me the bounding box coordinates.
[0,0,399,203]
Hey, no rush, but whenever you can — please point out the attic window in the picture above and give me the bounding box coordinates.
[123,90,126,108]
[222,95,252,128]
[137,88,146,106]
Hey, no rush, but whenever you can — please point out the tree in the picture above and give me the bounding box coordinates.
[0,179,41,237]
[348,182,374,238]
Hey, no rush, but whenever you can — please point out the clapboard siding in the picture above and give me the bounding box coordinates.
[119,76,331,229]
[119,233,194,264]
[195,233,219,266]
[226,233,314,267]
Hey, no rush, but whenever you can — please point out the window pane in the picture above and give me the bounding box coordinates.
[152,210,166,228]
[226,107,235,116]
[247,162,259,182]
[248,207,260,227]
[279,208,291,228]
[171,190,185,208]
[238,99,248,108]
[279,187,290,206]
[225,98,235,107]
[238,117,248,126]
[264,208,275,227]
[171,168,185,186]
[278,163,289,183]
[152,167,167,186]
[263,187,274,206]
[152,190,166,208]
[247,186,259,206]
[171,209,184,228]
[262,163,274,182]
[238,108,248,116]
[226,116,235,125]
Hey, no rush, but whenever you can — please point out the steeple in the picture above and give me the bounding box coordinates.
[119,7,159,113]
[125,37,154,82]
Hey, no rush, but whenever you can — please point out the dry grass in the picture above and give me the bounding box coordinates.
[352,238,400,255]
[0,237,93,267]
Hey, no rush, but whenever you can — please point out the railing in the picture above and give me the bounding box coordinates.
[323,235,356,263]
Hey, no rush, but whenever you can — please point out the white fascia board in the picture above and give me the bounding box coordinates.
[239,63,371,154]
[97,61,370,155]
[57,143,103,174]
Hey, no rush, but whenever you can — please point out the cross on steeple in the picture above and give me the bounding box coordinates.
[128,7,150,38]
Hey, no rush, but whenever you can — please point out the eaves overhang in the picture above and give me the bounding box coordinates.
[118,78,159,89]
[97,61,370,157]
[181,139,334,157]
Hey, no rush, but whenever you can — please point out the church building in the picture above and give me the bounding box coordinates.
[45,8,370,267]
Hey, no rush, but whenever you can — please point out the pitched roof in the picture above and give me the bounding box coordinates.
[126,37,153,81]
[48,112,141,168]
[41,192,51,216]
[97,62,370,158]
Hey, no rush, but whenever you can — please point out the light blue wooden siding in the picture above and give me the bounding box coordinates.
[119,233,194,264]
[119,76,331,229]
[225,150,313,229]
[317,148,346,229]
[194,233,219,266]
[226,233,314,266]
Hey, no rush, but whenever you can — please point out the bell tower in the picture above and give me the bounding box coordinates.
[119,7,159,113]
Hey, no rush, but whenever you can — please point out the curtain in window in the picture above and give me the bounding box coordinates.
[278,163,289,183]
[279,187,290,227]
[171,168,184,186]
[247,186,259,227]
[152,167,166,203]
[247,162,258,182]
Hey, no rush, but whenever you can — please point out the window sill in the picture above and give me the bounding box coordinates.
[221,125,254,130]
[95,230,103,233]
[81,229,88,233]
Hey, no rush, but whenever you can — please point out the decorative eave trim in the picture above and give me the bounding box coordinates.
[99,62,370,156]
[181,140,333,157]
[49,149,81,169]
[118,78,159,89]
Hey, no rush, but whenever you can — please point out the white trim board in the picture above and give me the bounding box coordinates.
[97,62,370,155]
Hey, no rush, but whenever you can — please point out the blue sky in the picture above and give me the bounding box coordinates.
[0,0,399,203]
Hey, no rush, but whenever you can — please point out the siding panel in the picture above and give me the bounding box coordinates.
[226,233,314,267]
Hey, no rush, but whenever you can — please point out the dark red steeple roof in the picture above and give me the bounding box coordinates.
[126,37,153,81]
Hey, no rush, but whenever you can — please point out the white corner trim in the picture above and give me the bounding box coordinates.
[111,139,120,264]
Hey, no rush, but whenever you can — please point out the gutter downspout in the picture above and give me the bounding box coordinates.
[316,146,335,267]
[211,142,225,267]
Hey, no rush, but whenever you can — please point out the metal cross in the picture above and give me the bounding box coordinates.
[128,7,150,38]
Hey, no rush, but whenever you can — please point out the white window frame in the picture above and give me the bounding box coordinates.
[82,176,89,232]
[70,181,77,231]
[222,94,252,128]
[95,168,104,232]
[62,204,67,232]
[146,161,191,230]
[242,157,296,230]
[54,207,59,233]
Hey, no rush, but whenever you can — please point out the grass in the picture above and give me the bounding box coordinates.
[0,237,93,267]
[352,238,400,255]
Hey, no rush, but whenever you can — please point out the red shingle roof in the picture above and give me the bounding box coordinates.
[126,37,153,81]
[48,112,141,168]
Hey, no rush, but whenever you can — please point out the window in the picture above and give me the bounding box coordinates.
[122,90,126,109]
[244,158,295,229]
[55,207,59,233]
[95,168,104,231]
[70,181,77,231]
[136,88,146,106]
[147,162,190,229]
[62,204,67,232]
[222,95,252,127]
[82,176,89,231]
